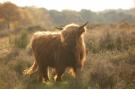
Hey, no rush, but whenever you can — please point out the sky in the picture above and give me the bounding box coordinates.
[0,0,134,12]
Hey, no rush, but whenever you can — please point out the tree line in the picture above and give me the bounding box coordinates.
[0,2,135,31]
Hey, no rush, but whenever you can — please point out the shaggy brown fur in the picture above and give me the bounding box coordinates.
[24,22,87,82]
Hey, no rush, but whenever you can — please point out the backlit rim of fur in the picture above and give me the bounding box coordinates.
[63,23,80,31]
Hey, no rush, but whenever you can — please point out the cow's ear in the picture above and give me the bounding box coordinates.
[56,25,64,30]
[78,21,88,33]
[56,27,63,30]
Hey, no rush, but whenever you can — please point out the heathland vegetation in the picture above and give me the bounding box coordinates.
[0,2,135,89]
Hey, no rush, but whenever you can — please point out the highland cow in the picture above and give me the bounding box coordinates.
[24,22,88,82]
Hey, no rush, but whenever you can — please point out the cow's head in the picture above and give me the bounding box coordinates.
[62,22,88,40]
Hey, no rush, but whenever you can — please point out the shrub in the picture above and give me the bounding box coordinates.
[74,51,135,89]
[9,30,28,49]
[16,30,28,49]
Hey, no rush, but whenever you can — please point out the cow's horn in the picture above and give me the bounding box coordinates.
[80,21,88,28]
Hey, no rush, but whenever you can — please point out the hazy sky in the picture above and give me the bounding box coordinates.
[0,0,134,11]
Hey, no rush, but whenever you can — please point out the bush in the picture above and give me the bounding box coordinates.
[9,30,28,49]
[85,28,135,52]
[0,62,19,89]
[15,30,28,49]
[73,51,135,89]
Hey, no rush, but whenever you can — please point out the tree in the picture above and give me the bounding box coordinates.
[0,2,20,30]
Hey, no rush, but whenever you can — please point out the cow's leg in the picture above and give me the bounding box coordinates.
[38,65,45,82]
[73,66,82,77]
[73,66,82,79]
[43,67,49,82]
[23,60,37,76]
[56,68,65,81]
[73,67,77,77]
[38,71,43,82]
[38,65,49,82]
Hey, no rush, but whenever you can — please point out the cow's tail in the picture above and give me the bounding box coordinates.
[23,60,37,76]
